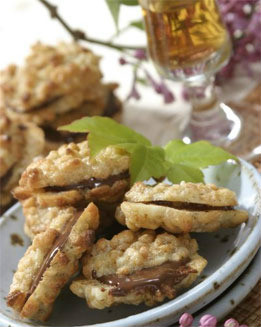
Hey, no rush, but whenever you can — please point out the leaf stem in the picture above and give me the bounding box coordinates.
[37,0,145,52]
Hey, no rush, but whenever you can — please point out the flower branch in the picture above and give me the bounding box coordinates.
[36,0,261,103]
[37,0,173,103]
[37,0,145,52]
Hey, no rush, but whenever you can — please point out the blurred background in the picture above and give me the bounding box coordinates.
[0,0,260,145]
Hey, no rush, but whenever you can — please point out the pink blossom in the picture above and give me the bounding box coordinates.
[119,57,127,65]
[127,84,141,100]
[144,70,175,103]
[134,49,147,60]
[179,312,194,327]
[199,314,217,327]
[217,0,261,83]
[224,318,240,327]
[157,81,175,104]
[126,73,141,101]
[144,70,162,93]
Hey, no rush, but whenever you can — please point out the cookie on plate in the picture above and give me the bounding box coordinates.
[14,140,130,239]
[115,182,248,233]
[0,110,44,213]
[6,202,99,321]
[20,194,122,240]
[70,230,207,309]
[0,42,122,151]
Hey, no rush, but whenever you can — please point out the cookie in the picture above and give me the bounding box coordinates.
[0,42,101,113]
[7,202,99,321]
[42,83,122,151]
[14,140,130,203]
[0,42,122,151]
[14,141,130,239]
[20,194,121,240]
[0,110,44,212]
[70,230,207,308]
[115,182,248,233]
[16,140,130,191]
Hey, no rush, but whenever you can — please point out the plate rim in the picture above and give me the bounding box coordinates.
[192,249,261,325]
[0,159,261,327]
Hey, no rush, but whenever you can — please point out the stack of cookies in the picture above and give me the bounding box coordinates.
[0,42,122,212]
[7,140,248,321]
[0,42,122,151]
[0,109,44,213]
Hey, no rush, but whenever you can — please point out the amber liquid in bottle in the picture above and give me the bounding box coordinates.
[141,0,230,77]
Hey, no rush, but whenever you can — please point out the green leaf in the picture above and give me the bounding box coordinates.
[120,0,139,5]
[59,116,151,156]
[166,164,204,184]
[129,145,166,184]
[105,0,121,30]
[165,140,238,169]
[130,20,144,30]
[60,116,238,185]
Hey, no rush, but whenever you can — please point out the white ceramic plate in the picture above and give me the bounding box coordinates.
[0,160,260,327]
[191,249,261,326]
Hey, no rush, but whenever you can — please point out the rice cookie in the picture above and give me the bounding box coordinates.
[0,42,101,113]
[70,230,207,308]
[115,182,248,233]
[0,110,44,212]
[7,202,99,321]
[16,140,130,191]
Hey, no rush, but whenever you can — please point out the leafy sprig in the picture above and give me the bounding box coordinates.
[60,117,238,185]
[105,0,139,30]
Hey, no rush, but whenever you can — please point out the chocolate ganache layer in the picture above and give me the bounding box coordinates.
[143,201,234,211]
[0,165,14,188]
[26,212,95,301]
[7,212,96,309]
[44,171,129,192]
[102,91,121,118]
[92,258,196,296]
[41,125,84,143]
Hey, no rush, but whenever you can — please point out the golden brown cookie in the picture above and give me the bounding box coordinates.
[14,141,130,239]
[42,83,122,152]
[0,42,122,152]
[0,110,44,212]
[20,194,121,240]
[70,230,207,309]
[16,141,130,191]
[0,42,101,113]
[115,182,248,233]
[7,202,99,321]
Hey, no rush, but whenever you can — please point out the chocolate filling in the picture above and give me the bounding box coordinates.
[25,212,95,301]
[103,91,121,118]
[144,201,234,211]
[44,171,129,192]
[41,125,84,143]
[42,92,120,143]
[93,258,196,296]
[0,165,14,188]
[6,96,62,113]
